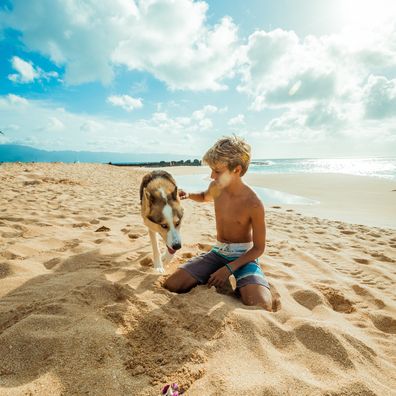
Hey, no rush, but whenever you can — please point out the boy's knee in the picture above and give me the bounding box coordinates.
[163,277,182,293]
[241,293,272,311]
[163,269,198,293]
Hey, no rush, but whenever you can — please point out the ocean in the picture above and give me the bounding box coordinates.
[174,157,396,205]
[249,157,396,181]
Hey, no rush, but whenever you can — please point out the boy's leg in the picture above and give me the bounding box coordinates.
[239,284,272,311]
[234,262,272,311]
[163,269,198,293]
[164,251,226,294]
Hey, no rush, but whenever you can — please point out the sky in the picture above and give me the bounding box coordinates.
[0,0,396,159]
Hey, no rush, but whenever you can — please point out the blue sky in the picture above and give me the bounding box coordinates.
[0,0,395,158]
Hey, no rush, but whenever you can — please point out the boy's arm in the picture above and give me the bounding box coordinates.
[228,200,266,272]
[180,181,217,202]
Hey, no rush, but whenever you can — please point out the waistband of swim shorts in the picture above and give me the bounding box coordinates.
[212,240,253,258]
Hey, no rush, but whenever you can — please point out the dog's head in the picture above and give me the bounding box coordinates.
[142,185,183,254]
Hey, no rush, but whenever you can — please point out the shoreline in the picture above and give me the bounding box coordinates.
[156,166,396,229]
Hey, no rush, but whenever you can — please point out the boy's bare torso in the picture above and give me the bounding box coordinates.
[212,183,259,244]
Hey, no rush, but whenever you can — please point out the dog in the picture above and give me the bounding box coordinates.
[140,170,183,273]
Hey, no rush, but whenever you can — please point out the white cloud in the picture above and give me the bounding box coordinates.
[80,120,105,133]
[228,114,245,126]
[8,56,58,84]
[1,94,395,158]
[45,117,65,132]
[0,95,220,153]
[362,75,396,119]
[198,118,213,130]
[0,94,29,106]
[238,29,343,110]
[151,104,218,132]
[236,20,396,151]
[192,105,218,120]
[8,56,38,83]
[239,22,396,111]
[0,0,239,90]
[107,95,143,112]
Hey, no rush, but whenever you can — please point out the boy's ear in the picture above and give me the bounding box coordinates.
[233,165,242,175]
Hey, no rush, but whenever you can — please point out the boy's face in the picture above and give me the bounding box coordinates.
[210,163,237,188]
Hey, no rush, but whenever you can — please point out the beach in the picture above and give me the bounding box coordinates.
[0,162,395,395]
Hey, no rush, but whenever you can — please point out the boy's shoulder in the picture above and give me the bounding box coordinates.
[242,184,264,209]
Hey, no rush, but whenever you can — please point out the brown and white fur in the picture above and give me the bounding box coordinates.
[140,170,183,273]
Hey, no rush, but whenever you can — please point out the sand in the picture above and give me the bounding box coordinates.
[0,162,395,396]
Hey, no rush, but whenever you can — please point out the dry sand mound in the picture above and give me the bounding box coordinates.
[0,163,395,395]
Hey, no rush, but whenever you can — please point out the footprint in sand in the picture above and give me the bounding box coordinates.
[314,284,355,313]
[43,257,62,270]
[128,233,140,240]
[368,232,381,238]
[353,258,370,265]
[292,289,325,310]
[370,252,394,263]
[72,222,90,228]
[340,230,356,235]
[351,284,386,309]
[369,312,396,334]
[271,206,281,209]
[140,256,153,267]
[294,323,354,369]
[0,262,12,279]
[95,226,110,232]
[90,219,100,224]
[182,252,194,259]
[321,244,338,251]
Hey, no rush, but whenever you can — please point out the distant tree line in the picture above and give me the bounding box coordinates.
[109,159,202,167]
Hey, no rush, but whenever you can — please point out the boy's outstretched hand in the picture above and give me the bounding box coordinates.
[178,189,189,200]
[207,266,230,288]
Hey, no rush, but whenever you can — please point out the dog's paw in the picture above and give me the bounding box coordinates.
[153,260,165,273]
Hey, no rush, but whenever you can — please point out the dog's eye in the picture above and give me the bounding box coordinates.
[175,221,180,227]
[160,224,168,229]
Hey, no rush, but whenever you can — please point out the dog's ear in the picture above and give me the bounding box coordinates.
[143,189,156,217]
[144,188,156,205]
[171,186,178,201]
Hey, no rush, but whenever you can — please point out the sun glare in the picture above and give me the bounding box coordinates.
[338,0,396,28]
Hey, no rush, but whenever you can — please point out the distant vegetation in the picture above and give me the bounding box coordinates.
[110,159,202,167]
[0,144,199,164]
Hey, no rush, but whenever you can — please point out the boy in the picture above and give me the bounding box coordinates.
[164,136,272,311]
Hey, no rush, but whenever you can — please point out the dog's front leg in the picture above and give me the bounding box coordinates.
[161,250,174,264]
[149,230,164,273]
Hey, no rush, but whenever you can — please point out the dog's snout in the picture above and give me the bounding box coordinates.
[172,242,181,251]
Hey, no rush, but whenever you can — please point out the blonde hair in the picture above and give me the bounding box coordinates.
[203,135,251,176]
